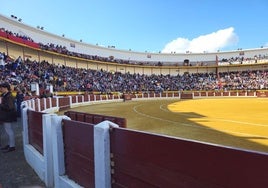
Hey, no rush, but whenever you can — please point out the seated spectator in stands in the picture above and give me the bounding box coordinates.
[15,86,24,118]
[0,52,5,70]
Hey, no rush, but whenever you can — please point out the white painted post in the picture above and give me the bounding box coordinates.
[37,98,41,111]
[42,114,54,187]
[32,99,35,111]
[69,96,72,106]
[49,97,52,109]
[43,98,47,110]
[94,121,119,188]
[22,107,29,145]
[56,97,59,108]
[51,115,75,188]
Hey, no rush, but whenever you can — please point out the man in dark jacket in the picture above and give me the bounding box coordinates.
[0,82,17,153]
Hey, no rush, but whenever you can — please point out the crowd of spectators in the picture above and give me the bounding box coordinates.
[1,28,268,95]
[0,27,34,42]
[1,51,268,97]
[1,27,158,66]
[2,27,268,67]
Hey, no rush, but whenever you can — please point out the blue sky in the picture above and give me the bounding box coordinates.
[1,0,268,53]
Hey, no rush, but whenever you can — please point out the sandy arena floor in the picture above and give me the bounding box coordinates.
[63,97,268,153]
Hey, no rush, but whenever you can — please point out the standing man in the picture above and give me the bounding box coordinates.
[0,82,17,153]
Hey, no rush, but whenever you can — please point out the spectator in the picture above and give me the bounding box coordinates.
[0,52,5,70]
[15,86,24,118]
[0,82,17,153]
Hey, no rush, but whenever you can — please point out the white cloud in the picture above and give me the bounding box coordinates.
[162,27,239,53]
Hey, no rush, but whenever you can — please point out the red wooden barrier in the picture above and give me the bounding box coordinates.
[238,91,246,96]
[84,94,89,102]
[200,91,207,96]
[93,115,105,124]
[181,92,193,99]
[89,94,95,101]
[39,99,44,111]
[62,119,95,188]
[257,91,268,97]
[77,95,83,103]
[110,127,268,188]
[230,91,237,96]
[173,93,179,97]
[71,96,76,103]
[45,98,52,109]
[52,98,57,107]
[193,92,199,97]
[64,111,127,128]
[58,97,70,110]
[208,91,214,96]
[85,114,94,124]
[95,95,100,100]
[143,93,149,98]
[27,110,46,155]
[247,91,255,96]
[123,94,132,101]
[76,112,86,122]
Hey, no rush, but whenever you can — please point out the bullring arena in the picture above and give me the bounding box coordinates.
[1,13,268,187]
[70,98,268,153]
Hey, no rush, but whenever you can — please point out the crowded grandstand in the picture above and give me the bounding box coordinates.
[0,13,268,96]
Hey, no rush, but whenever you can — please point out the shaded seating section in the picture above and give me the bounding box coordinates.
[64,110,127,128]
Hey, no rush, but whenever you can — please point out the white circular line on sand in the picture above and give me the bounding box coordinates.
[212,118,268,127]
[133,104,203,128]
[133,104,268,139]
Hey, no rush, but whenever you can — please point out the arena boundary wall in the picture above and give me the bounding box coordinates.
[19,91,268,187]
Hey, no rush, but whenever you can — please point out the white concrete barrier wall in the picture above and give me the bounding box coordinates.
[21,108,54,187]
[51,114,82,188]
[51,116,119,188]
